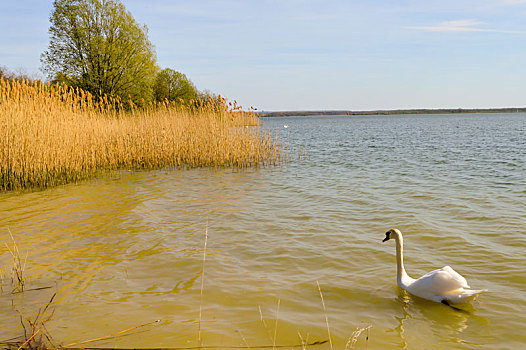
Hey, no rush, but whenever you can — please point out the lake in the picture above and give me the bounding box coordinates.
[1,113,525,349]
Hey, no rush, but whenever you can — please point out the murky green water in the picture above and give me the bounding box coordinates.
[1,113,525,349]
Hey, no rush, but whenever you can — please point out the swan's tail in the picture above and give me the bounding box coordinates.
[444,288,487,304]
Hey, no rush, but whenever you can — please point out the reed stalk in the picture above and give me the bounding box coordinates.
[316,281,333,350]
[198,225,208,348]
[272,299,280,350]
[15,292,57,350]
[345,325,371,350]
[5,229,26,293]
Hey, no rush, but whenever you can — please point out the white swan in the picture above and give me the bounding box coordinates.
[383,228,486,305]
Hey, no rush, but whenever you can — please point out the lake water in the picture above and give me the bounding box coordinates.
[1,113,525,349]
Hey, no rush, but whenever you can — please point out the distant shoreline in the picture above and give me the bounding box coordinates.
[258,107,526,117]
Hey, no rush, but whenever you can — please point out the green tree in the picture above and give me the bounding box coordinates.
[153,68,198,103]
[41,0,158,103]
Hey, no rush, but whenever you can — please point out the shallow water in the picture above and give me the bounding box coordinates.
[1,113,525,349]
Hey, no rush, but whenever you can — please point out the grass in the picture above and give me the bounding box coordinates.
[15,293,57,350]
[317,281,333,350]
[345,325,371,350]
[0,78,284,191]
[4,229,27,293]
[198,224,208,348]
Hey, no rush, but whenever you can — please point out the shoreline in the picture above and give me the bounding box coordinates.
[258,107,526,117]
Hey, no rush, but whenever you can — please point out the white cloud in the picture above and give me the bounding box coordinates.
[404,19,525,33]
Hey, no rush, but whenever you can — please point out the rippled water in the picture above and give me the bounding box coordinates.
[1,113,525,349]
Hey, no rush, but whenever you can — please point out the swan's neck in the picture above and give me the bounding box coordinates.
[395,234,411,287]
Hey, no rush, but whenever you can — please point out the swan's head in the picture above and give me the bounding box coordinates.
[383,228,401,242]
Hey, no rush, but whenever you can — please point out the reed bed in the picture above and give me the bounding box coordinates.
[0,78,284,191]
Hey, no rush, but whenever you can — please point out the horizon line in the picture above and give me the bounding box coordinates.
[257,107,526,115]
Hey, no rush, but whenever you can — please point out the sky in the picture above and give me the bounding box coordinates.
[1,0,526,111]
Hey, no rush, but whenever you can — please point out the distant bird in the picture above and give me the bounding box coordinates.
[382,228,487,305]
[283,125,289,128]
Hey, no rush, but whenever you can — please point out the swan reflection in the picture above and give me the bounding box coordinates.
[389,288,488,348]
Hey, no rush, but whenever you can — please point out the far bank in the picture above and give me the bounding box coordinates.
[259,107,526,117]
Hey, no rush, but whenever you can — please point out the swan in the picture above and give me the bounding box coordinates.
[382,228,486,305]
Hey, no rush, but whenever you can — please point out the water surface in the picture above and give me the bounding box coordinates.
[1,113,525,349]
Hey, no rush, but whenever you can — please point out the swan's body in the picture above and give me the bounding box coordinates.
[383,228,486,304]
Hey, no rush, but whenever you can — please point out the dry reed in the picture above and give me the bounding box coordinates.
[316,281,333,350]
[272,299,280,350]
[0,78,284,191]
[14,293,57,350]
[62,320,161,348]
[197,224,208,348]
[345,325,371,350]
[5,229,26,293]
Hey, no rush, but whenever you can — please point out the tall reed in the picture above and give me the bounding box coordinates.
[0,78,283,190]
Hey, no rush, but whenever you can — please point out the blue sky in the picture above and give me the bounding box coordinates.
[1,0,526,111]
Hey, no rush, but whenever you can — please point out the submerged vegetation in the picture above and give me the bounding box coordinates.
[0,230,369,349]
[0,78,284,191]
